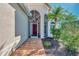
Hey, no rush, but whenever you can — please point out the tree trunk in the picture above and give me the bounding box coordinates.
[54,17,58,29]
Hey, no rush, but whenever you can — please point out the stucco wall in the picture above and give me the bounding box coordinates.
[27,3,49,38]
[0,4,15,55]
[10,4,29,48]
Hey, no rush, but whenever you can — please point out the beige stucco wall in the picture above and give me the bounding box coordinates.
[0,4,15,56]
[10,4,29,48]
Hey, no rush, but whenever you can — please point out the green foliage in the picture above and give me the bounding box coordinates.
[43,41,51,48]
[64,13,77,22]
[48,6,67,21]
[51,27,61,39]
[48,6,78,54]
[48,6,77,22]
[61,22,79,53]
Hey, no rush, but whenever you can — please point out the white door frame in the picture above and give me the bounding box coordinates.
[30,22,38,38]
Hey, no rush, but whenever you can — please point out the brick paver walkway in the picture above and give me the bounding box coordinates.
[11,38,46,56]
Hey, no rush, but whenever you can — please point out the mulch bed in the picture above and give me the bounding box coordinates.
[41,37,79,56]
[42,37,59,49]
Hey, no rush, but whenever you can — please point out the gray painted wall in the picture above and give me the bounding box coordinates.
[10,4,29,48]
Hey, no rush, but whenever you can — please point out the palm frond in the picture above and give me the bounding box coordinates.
[48,6,78,22]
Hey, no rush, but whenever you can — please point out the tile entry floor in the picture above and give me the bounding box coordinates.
[11,38,46,56]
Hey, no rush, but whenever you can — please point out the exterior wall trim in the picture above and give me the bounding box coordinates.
[17,3,31,17]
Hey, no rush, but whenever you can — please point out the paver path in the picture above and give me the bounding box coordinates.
[11,38,46,56]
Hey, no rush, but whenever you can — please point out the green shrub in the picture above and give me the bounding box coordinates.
[61,22,79,54]
[51,27,61,39]
[43,41,51,48]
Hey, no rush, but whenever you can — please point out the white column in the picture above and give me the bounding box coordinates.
[40,14,44,38]
[48,21,51,37]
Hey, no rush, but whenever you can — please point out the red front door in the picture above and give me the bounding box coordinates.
[32,24,37,36]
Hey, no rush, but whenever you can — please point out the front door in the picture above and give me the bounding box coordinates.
[32,23,37,36]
